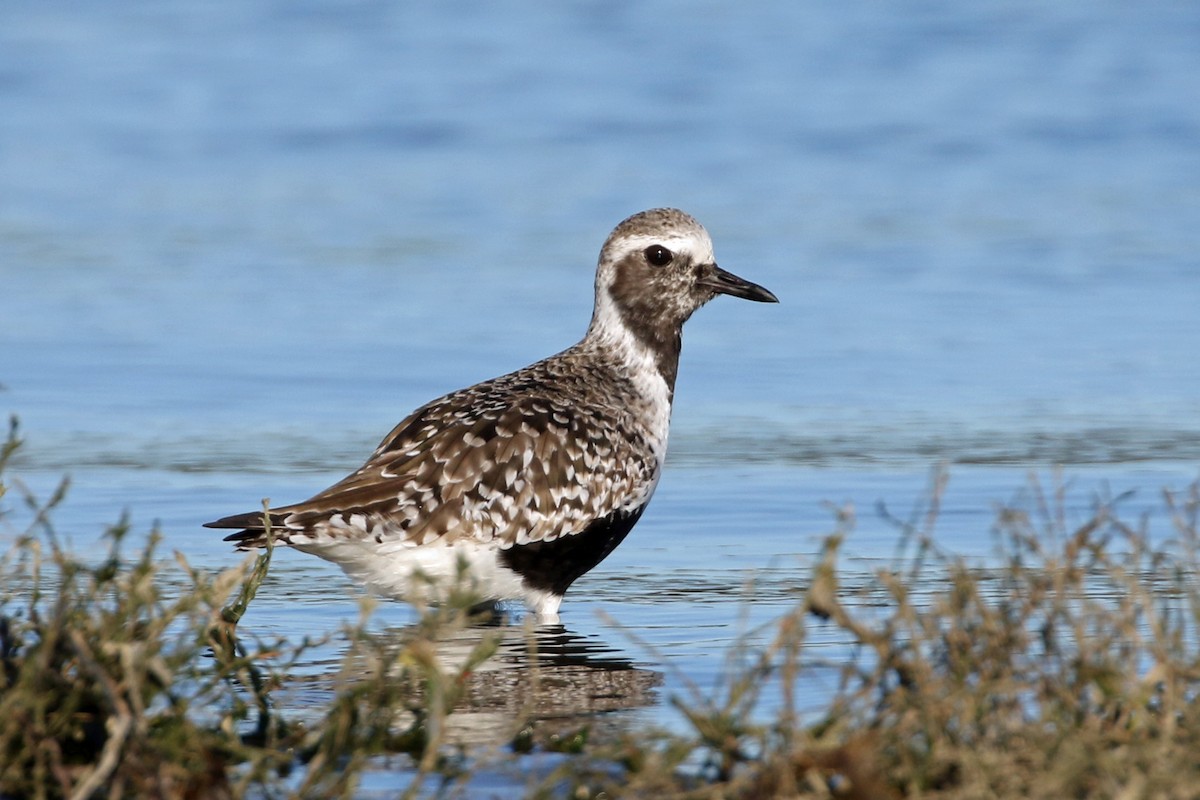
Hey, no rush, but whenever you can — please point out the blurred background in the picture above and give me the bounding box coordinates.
[2,0,1200,703]
[4,2,1199,475]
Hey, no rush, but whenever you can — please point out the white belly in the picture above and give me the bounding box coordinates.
[292,538,561,616]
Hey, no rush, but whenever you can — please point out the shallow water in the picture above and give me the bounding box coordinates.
[3,0,1200,793]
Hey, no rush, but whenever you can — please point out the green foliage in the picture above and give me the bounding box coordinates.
[0,419,502,799]
[0,418,290,798]
[525,475,1200,799]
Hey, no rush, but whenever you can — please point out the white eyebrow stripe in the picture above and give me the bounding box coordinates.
[607,232,715,263]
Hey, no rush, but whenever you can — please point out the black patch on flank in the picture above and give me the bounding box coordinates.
[499,505,647,598]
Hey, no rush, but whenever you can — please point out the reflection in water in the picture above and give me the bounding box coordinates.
[452,622,662,744]
[275,618,662,748]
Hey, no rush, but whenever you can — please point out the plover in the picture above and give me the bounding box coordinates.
[205,208,777,617]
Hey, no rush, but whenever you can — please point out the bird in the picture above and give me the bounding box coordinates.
[205,208,778,617]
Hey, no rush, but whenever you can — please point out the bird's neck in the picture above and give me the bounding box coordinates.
[583,291,681,397]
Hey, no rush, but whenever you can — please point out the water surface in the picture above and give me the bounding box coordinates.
[3,0,1199,793]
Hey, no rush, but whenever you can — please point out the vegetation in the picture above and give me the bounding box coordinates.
[3,415,1200,798]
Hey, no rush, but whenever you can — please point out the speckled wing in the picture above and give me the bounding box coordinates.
[208,364,660,550]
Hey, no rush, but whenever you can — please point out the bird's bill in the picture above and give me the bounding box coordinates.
[698,264,779,303]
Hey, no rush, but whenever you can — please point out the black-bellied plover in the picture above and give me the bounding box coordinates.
[205,208,777,617]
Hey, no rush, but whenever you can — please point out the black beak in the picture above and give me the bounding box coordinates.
[697,264,779,303]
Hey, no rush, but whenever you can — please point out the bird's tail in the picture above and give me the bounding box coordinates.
[203,510,288,550]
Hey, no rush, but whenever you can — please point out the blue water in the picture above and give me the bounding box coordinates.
[3,1,1200,792]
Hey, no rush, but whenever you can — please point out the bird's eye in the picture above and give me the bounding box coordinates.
[644,245,674,267]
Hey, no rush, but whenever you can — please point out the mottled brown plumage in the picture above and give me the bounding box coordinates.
[205,208,777,616]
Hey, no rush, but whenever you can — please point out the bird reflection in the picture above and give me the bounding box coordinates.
[421,618,663,745]
[275,613,662,748]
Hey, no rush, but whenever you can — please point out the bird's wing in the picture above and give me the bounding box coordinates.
[206,375,659,549]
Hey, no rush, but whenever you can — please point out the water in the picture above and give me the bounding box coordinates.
[3,0,1200,792]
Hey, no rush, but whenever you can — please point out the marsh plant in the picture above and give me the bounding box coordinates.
[0,419,496,800]
[4,413,1200,799]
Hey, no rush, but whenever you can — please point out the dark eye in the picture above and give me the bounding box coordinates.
[644,245,674,267]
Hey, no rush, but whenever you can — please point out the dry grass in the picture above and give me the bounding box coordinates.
[537,475,1200,800]
[4,413,1200,799]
